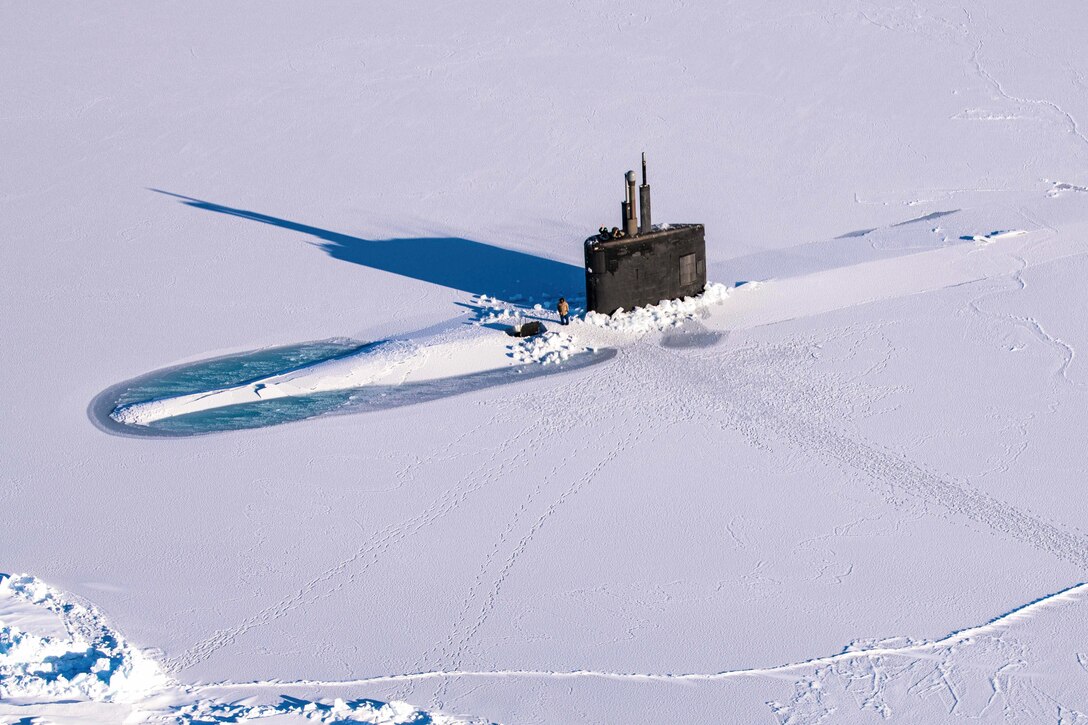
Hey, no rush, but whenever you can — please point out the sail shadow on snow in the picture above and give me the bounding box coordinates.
[150,189,583,300]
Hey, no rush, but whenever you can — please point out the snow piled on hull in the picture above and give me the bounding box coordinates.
[583,282,733,334]
[103,283,733,432]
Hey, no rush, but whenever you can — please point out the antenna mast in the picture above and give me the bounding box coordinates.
[639,152,652,234]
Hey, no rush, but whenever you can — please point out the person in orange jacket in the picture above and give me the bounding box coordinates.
[557,297,570,325]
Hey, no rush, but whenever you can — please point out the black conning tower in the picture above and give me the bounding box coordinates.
[584,154,707,314]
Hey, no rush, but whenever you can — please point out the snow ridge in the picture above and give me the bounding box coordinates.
[8,571,1081,722]
[0,573,481,724]
[204,582,1088,688]
[0,573,167,703]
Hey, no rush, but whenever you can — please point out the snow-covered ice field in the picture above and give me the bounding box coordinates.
[5,2,1088,722]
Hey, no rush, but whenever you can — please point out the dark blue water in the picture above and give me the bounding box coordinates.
[111,339,367,409]
[92,339,615,437]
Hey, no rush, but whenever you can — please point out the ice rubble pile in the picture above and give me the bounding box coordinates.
[583,282,731,334]
[474,294,586,327]
[511,331,584,365]
[176,696,477,724]
[0,573,167,702]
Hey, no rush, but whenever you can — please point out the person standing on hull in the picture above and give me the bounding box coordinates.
[557,297,570,325]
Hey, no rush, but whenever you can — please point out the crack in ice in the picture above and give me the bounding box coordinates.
[197,582,1088,690]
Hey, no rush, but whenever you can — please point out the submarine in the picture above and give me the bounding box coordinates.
[584,154,707,315]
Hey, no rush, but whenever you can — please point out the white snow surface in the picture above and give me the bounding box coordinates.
[0,574,479,724]
[6,2,1088,722]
